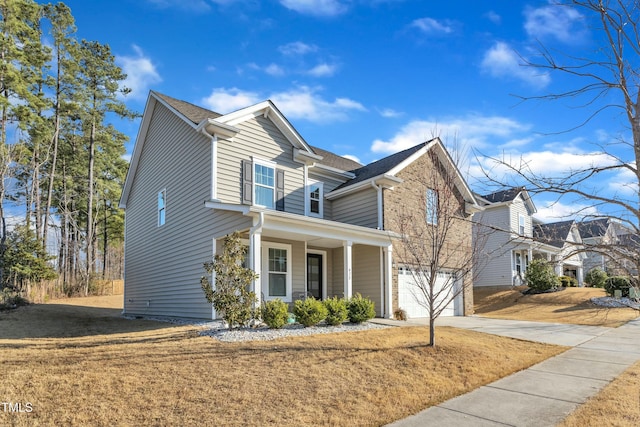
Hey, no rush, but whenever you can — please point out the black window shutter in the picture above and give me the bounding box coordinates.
[242,160,253,205]
[275,169,285,211]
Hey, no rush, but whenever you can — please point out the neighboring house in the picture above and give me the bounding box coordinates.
[473,188,585,287]
[533,220,585,284]
[578,218,639,276]
[119,91,480,319]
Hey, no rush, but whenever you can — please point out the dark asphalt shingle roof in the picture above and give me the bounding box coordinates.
[480,187,525,203]
[333,141,431,191]
[577,218,611,239]
[534,220,575,248]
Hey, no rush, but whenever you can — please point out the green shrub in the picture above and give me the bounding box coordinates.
[559,276,577,287]
[293,297,327,327]
[0,287,28,309]
[585,268,608,288]
[525,259,560,292]
[261,299,289,329]
[347,293,376,323]
[323,297,348,326]
[605,276,631,297]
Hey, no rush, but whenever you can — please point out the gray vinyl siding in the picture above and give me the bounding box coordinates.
[332,188,378,228]
[308,172,347,221]
[331,247,345,297]
[510,196,533,236]
[124,102,216,318]
[216,116,305,214]
[353,245,382,316]
[473,205,516,287]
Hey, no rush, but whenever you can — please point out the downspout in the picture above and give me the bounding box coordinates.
[371,181,384,230]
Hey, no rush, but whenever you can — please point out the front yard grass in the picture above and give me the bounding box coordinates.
[474,286,639,327]
[0,297,564,426]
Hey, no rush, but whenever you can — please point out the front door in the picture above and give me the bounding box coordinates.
[307,253,323,300]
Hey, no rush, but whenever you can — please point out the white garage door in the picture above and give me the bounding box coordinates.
[397,267,462,318]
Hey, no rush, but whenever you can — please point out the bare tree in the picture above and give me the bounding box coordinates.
[390,142,487,346]
[479,0,640,282]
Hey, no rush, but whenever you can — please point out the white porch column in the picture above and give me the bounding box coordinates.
[577,265,584,286]
[384,244,393,319]
[250,213,264,307]
[343,241,353,299]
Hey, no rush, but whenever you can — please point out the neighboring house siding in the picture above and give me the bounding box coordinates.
[124,102,214,318]
[332,188,378,228]
[353,245,382,316]
[473,206,514,287]
[216,116,305,214]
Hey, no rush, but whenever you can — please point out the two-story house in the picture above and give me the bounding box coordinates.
[473,188,585,288]
[119,91,480,319]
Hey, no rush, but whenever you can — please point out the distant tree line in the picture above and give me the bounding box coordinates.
[0,0,134,298]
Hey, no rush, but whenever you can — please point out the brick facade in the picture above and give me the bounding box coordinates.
[383,150,475,316]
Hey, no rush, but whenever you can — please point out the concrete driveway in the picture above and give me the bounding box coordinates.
[377,316,640,426]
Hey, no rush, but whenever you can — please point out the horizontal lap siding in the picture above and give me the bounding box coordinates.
[353,245,382,316]
[217,116,305,215]
[473,207,515,287]
[332,188,378,228]
[124,102,216,319]
[308,172,346,221]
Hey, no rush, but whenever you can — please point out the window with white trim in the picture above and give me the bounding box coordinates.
[158,189,166,226]
[426,188,438,225]
[519,214,526,235]
[307,180,323,217]
[262,242,292,301]
[254,161,275,209]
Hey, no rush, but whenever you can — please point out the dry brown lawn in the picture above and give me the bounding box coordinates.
[0,296,564,426]
[474,286,639,327]
[559,359,640,426]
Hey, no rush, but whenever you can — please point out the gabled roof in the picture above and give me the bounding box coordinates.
[333,142,426,191]
[153,91,222,124]
[310,145,362,171]
[476,187,536,214]
[534,220,575,248]
[577,218,612,239]
[327,138,481,212]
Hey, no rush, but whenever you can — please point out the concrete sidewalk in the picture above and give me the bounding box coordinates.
[380,316,640,427]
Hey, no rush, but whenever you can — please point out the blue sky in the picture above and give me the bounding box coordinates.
[50,0,635,223]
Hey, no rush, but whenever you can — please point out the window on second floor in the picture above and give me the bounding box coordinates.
[242,159,285,211]
[307,180,323,217]
[158,189,166,226]
[426,188,438,225]
[254,162,275,209]
[519,214,526,235]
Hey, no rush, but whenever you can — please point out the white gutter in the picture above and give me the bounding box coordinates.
[371,181,384,230]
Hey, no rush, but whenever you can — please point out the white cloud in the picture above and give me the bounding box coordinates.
[201,86,365,122]
[117,45,162,100]
[378,108,403,118]
[524,1,586,44]
[371,114,530,154]
[608,166,639,196]
[271,86,366,122]
[278,41,318,56]
[533,200,600,222]
[484,11,501,24]
[265,63,285,76]
[201,87,261,112]
[279,0,347,16]
[410,17,455,35]
[342,154,361,164]
[307,63,337,77]
[480,41,550,88]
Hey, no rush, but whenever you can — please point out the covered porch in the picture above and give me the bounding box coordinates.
[222,209,396,318]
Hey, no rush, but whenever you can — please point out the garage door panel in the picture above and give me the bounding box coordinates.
[398,268,460,318]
